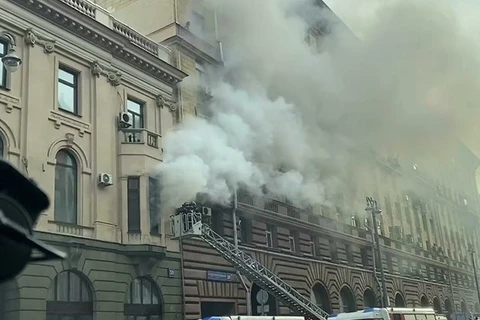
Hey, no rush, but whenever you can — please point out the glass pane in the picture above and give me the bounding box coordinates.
[127,316,135,320]
[69,273,81,302]
[81,281,90,302]
[136,317,147,320]
[127,99,141,113]
[150,316,161,320]
[46,315,58,320]
[59,69,75,84]
[59,316,75,320]
[133,114,142,129]
[56,272,69,301]
[58,83,75,112]
[0,66,4,87]
[132,279,141,304]
[54,165,77,224]
[152,290,159,305]
[142,280,152,304]
[78,315,93,320]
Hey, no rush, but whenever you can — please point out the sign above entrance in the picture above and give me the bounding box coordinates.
[206,270,233,282]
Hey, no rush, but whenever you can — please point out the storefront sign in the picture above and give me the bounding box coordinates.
[206,270,233,282]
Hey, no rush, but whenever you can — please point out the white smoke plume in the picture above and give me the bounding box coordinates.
[156,0,480,211]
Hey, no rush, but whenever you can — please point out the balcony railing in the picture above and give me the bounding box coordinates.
[48,220,94,238]
[121,128,161,149]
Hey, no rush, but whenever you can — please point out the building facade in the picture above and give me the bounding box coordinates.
[11,1,480,320]
[0,0,187,319]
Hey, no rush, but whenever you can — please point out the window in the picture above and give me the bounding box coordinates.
[149,177,161,235]
[361,248,369,266]
[191,11,205,35]
[0,40,7,89]
[288,235,295,252]
[128,177,141,233]
[54,150,78,224]
[46,270,93,320]
[240,217,252,244]
[124,277,162,320]
[346,244,354,264]
[127,98,144,128]
[58,66,79,114]
[265,225,273,248]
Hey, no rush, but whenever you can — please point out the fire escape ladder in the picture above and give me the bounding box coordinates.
[200,224,328,320]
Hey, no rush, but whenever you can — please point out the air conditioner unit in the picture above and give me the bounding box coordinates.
[98,173,113,186]
[118,112,131,128]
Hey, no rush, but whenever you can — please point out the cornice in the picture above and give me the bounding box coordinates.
[24,27,55,53]
[8,0,188,86]
[162,23,222,65]
[90,60,121,87]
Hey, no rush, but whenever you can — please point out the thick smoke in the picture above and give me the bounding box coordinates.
[156,0,480,212]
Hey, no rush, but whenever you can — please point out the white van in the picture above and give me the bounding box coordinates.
[199,317,306,320]
[328,308,437,320]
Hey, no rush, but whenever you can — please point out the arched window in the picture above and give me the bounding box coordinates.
[54,150,78,224]
[433,297,442,313]
[445,298,453,315]
[0,135,4,158]
[339,286,356,312]
[363,288,377,308]
[47,270,93,320]
[124,277,162,320]
[420,295,429,307]
[310,283,332,314]
[395,293,406,307]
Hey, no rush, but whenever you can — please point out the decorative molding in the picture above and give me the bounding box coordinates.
[48,110,91,137]
[66,243,84,270]
[11,0,187,87]
[24,28,55,53]
[65,132,75,146]
[155,93,177,112]
[0,92,21,113]
[91,61,122,87]
[132,256,158,277]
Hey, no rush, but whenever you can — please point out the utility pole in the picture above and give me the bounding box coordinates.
[232,188,252,315]
[468,245,480,309]
[366,197,389,307]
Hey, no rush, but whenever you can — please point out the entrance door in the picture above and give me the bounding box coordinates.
[201,301,236,318]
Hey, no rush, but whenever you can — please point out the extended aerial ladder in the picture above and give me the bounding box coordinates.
[170,202,329,320]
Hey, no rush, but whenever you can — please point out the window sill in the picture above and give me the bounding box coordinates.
[58,107,81,118]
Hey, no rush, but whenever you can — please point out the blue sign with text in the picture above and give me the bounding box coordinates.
[206,270,233,282]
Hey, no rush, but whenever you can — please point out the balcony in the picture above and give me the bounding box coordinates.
[48,220,94,238]
[119,129,162,163]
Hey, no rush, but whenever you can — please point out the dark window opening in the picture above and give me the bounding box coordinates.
[128,176,141,233]
[54,150,78,224]
[149,177,161,235]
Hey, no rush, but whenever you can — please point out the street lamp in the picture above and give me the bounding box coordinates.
[366,197,389,308]
[0,32,22,73]
[468,245,480,309]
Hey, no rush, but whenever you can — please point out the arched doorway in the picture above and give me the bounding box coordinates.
[363,288,377,308]
[461,301,467,312]
[433,297,442,313]
[339,286,356,312]
[124,277,162,320]
[47,270,94,320]
[395,293,406,307]
[310,283,332,314]
[445,298,453,315]
[251,284,277,316]
[0,279,20,320]
[420,295,429,307]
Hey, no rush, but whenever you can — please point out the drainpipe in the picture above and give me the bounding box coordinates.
[213,7,225,65]
[233,188,251,315]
